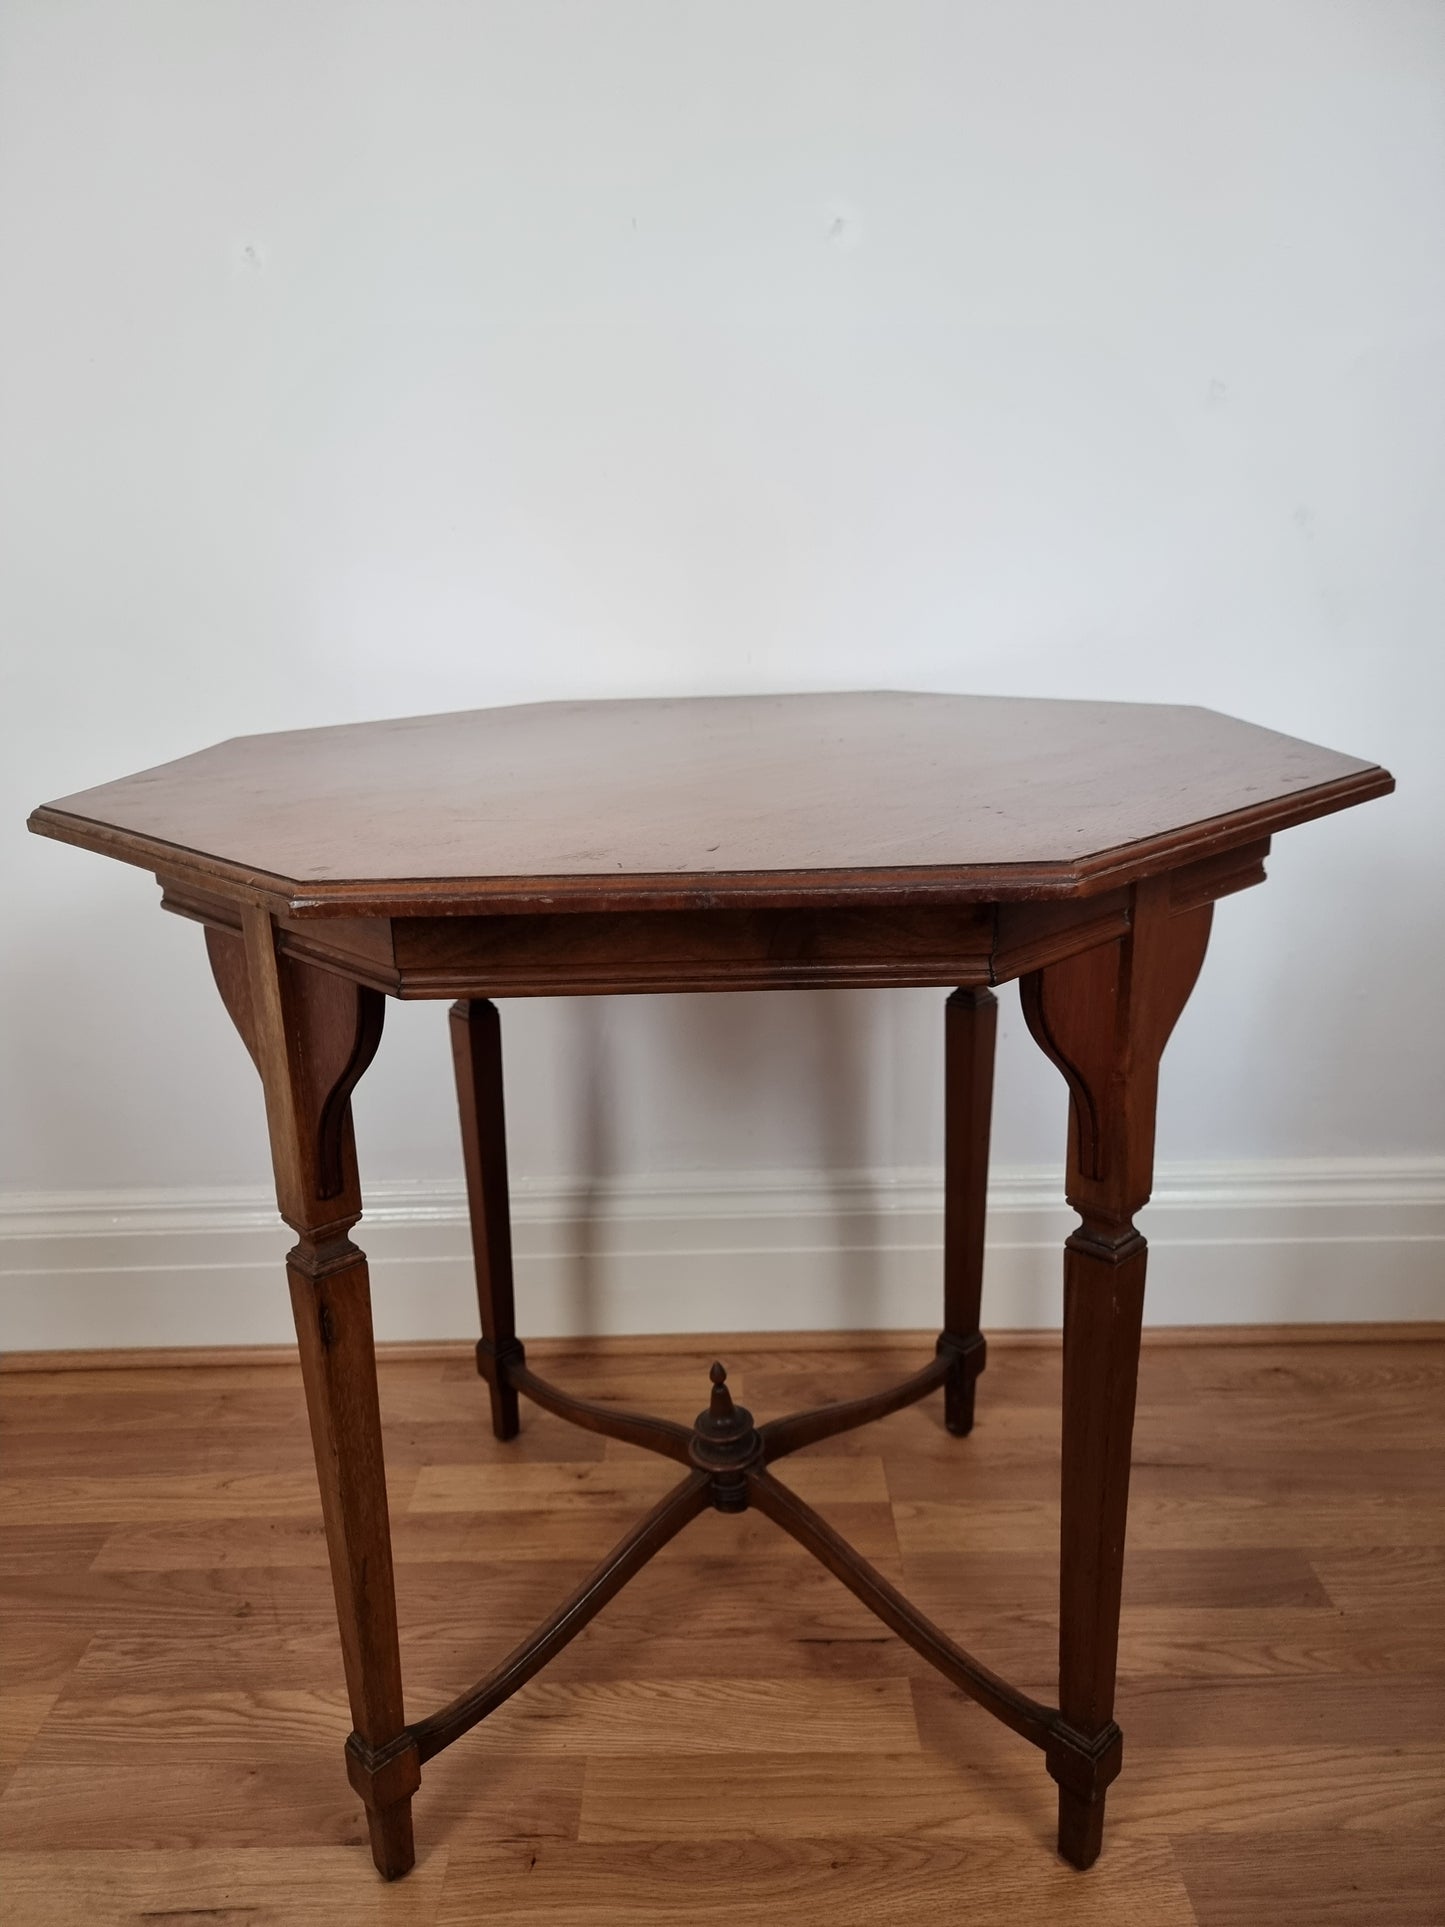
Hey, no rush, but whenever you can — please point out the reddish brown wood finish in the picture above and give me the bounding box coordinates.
[210,913,417,1878]
[30,692,1390,917]
[1021,879,1214,1865]
[449,999,521,1441]
[940,986,996,1434]
[150,838,1274,1000]
[27,693,1395,1886]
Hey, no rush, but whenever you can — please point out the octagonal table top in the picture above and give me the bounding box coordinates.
[29,691,1391,917]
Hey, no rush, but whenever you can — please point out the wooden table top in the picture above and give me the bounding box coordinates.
[29,691,1391,917]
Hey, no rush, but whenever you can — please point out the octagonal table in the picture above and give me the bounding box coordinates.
[29,691,1393,1878]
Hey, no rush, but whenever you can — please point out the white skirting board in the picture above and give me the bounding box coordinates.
[1,1158,1441,1353]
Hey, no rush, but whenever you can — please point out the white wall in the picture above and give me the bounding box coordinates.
[2,1,1442,1346]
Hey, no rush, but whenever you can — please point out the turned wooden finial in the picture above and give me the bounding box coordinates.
[690,1359,758,1495]
[708,1360,733,1423]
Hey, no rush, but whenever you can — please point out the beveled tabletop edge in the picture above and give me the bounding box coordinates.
[27,762,1394,920]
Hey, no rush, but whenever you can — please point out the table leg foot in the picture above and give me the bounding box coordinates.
[1056,1786,1107,1870]
[945,1378,975,1437]
[478,1334,526,1444]
[1046,1720,1121,1871]
[347,1733,422,1881]
[481,1360,521,1443]
[365,1799,416,1881]
[936,1329,986,1439]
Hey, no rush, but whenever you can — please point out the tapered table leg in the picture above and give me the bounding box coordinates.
[939,986,996,1434]
[1022,880,1212,1867]
[209,911,419,1879]
[450,998,521,1439]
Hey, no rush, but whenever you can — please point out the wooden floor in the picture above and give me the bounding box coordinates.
[1,1331,1442,1926]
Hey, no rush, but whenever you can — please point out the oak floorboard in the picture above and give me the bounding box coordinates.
[0,1688,69,1798]
[436,1835,1198,1926]
[916,1666,1445,1757]
[35,1566,922,1696]
[1174,1832,1445,1926]
[883,1445,1445,1502]
[899,1545,1330,1610]
[0,1753,583,1852]
[0,1467,421,1526]
[893,1595,1445,1682]
[27,1676,920,1766]
[0,1415,602,1474]
[577,1741,1445,1843]
[1309,1544,1445,1612]
[0,1847,449,1926]
[892,1493,1445,1553]
[1174,1343,1445,1396]
[0,1523,108,1574]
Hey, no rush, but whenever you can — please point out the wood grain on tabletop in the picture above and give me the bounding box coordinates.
[27,691,1392,913]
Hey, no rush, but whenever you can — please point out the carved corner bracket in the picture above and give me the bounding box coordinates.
[205,914,385,1229]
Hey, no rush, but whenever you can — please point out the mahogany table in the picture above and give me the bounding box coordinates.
[29,691,1393,1878]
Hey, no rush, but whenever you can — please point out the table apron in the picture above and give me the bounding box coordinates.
[158,840,1265,997]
